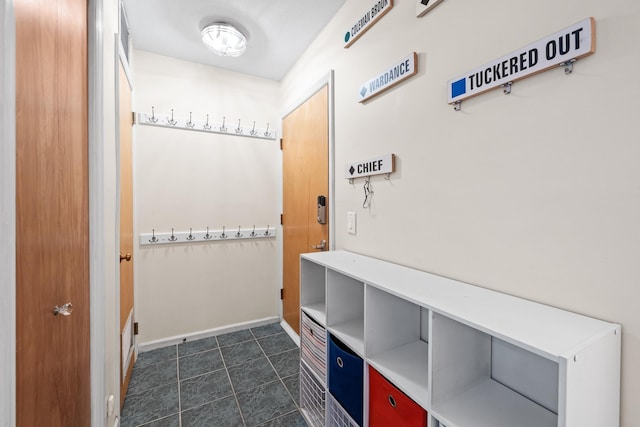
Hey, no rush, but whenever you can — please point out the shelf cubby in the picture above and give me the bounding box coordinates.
[300,258,327,325]
[365,285,429,410]
[326,270,365,356]
[431,313,557,427]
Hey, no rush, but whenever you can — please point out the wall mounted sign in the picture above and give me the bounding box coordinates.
[447,17,595,104]
[346,154,395,180]
[344,0,393,48]
[359,53,418,103]
[416,0,445,18]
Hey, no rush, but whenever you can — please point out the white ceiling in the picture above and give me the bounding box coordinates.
[122,0,345,81]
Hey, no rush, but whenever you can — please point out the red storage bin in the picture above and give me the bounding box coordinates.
[368,366,427,427]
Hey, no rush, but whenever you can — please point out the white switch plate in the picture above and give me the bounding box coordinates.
[347,212,357,235]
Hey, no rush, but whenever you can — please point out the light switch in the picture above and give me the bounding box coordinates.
[347,211,357,235]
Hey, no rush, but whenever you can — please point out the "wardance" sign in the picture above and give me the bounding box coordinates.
[359,53,418,103]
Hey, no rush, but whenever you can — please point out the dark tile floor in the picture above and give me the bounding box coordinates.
[121,322,308,427]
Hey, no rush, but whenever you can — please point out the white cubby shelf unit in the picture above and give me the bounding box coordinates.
[299,250,621,427]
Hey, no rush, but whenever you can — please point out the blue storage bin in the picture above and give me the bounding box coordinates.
[328,334,363,426]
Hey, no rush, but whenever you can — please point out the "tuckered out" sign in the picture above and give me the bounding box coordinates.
[448,17,595,104]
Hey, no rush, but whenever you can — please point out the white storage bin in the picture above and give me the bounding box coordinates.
[301,311,327,383]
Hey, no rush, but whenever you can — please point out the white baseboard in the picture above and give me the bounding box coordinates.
[137,316,280,352]
[280,319,300,347]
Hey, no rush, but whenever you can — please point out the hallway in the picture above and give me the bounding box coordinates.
[121,322,307,426]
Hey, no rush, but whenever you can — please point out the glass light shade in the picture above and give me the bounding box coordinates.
[201,23,247,57]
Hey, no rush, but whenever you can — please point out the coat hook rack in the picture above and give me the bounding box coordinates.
[135,110,277,141]
[346,154,396,183]
[139,225,276,246]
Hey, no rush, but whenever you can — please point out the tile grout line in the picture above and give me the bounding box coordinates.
[176,344,182,427]
[252,329,303,417]
[257,331,302,409]
[219,336,249,427]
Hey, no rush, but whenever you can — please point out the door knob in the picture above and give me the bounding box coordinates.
[53,303,73,316]
[311,240,326,251]
[120,252,132,262]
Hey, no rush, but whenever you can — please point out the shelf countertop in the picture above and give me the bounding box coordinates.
[301,250,619,360]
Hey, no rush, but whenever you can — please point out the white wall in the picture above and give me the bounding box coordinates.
[282,0,640,425]
[132,51,281,344]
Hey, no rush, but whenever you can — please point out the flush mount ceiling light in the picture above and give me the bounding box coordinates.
[201,23,247,57]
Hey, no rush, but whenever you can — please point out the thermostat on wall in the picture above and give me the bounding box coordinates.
[416,0,445,17]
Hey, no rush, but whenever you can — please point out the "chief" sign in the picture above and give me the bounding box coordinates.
[346,154,395,180]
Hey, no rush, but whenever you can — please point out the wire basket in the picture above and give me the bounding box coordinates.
[300,361,326,427]
[327,392,359,427]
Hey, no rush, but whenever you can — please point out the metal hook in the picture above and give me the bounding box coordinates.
[349,178,355,184]
[204,226,212,240]
[220,226,227,239]
[561,58,576,74]
[235,225,243,238]
[250,225,256,237]
[264,123,271,138]
[453,101,461,112]
[235,119,243,134]
[168,228,178,241]
[149,228,159,243]
[149,106,158,123]
[264,225,271,236]
[503,81,512,95]
[385,173,391,181]
[220,116,227,132]
[203,114,211,131]
[168,109,177,126]
[186,227,195,241]
[250,121,257,136]
[186,112,195,128]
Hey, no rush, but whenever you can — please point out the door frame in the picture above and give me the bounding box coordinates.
[279,71,336,325]
[89,0,107,425]
[0,0,17,425]
[0,1,108,425]
[116,22,135,392]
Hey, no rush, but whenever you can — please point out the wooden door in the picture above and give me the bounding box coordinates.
[15,0,90,425]
[119,61,135,406]
[282,86,329,335]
